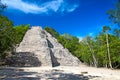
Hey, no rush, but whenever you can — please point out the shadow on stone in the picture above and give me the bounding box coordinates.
[47,39,60,67]
[36,69,91,80]
[50,49,60,67]
[0,68,101,80]
[47,39,54,48]
[0,68,40,80]
[6,52,41,67]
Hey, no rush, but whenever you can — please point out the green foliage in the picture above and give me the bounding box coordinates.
[13,24,30,44]
[109,35,120,68]
[44,27,59,38]
[44,27,79,56]
[107,0,120,26]
[0,0,119,69]
[75,27,120,68]
[102,26,111,33]
[0,16,13,58]
[58,33,79,54]
[0,15,29,59]
[113,28,120,37]
[0,0,7,15]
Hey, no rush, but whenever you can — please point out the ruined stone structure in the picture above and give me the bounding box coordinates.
[9,26,80,67]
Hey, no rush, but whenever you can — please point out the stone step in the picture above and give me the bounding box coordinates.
[10,26,81,67]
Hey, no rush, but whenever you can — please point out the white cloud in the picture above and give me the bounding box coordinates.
[2,0,46,14]
[42,0,63,12]
[2,0,79,14]
[66,5,79,12]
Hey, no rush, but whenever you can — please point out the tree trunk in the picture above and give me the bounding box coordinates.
[87,43,98,67]
[106,33,112,68]
[105,53,108,68]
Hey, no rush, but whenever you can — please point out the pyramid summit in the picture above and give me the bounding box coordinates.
[8,26,80,67]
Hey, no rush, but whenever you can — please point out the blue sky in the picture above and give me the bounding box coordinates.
[2,0,118,39]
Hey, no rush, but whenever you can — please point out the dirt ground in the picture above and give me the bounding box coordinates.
[0,65,120,80]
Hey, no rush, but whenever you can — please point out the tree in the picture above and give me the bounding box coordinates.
[84,36,98,67]
[0,16,13,58]
[114,28,120,37]
[95,33,107,67]
[107,0,120,68]
[102,26,112,68]
[0,15,29,59]
[44,27,59,38]
[58,33,79,54]
[62,33,73,40]
[75,41,92,65]
[13,24,30,44]
[0,0,7,15]
[43,26,120,68]
[107,0,120,26]
[109,35,120,68]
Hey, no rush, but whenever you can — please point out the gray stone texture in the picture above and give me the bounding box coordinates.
[15,26,80,67]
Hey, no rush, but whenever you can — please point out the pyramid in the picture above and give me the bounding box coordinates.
[9,26,80,67]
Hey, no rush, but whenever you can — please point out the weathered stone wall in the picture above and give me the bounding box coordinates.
[6,52,41,67]
[45,31,80,66]
[16,27,52,66]
[11,26,81,67]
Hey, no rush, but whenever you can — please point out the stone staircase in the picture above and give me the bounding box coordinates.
[8,26,80,67]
